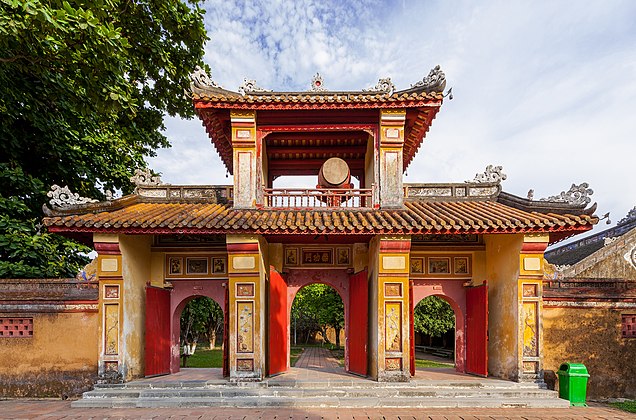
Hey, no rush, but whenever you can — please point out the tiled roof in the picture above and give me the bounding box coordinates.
[43,195,596,243]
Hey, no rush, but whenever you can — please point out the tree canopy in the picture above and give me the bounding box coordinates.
[0,0,208,277]
[413,295,455,338]
[180,296,223,349]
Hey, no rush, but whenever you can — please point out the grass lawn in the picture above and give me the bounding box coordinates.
[290,346,304,366]
[183,346,223,368]
[415,358,454,368]
[610,400,636,413]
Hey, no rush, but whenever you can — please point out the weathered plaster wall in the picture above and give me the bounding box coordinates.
[577,250,636,280]
[0,312,98,397]
[543,306,636,399]
[484,233,522,380]
[268,243,283,273]
[149,250,165,287]
[472,250,487,285]
[119,234,153,380]
[368,236,379,379]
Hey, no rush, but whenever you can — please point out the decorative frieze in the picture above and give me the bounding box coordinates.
[404,183,500,200]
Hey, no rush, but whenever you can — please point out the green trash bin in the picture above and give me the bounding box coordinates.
[556,362,589,406]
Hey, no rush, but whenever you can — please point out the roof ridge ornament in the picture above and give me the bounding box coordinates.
[190,66,222,90]
[310,73,327,91]
[130,168,164,188]
[617,206,636,226]
[238,78,272,95]
[410,65,447,93]
[469,165,507,183]
[47,185,98,209]
[539,183,593,206]
[363,77,395,94]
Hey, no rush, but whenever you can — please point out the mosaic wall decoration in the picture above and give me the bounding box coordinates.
[236,283,255,297]
[237,302,254,353]
[169,257,183,275]
[410,258,424,274]
[385,357,402,371]
[302,249,333,265]
[237,358,254,371]
[454,257,469,275]
[523,361,538,374]
[186,258,208,275]
[0,318,33,338]
[522,302,538,357]
[412,234,479,243]
[212,258,226,274]
[336,247,350,265]
[385,302,402,352]
[622,314,636,338]
[384,283,402,297]
[523,284,538,297]
[285,248,298,266]
[428,257,450,274]
[104,304,119,355]
[104,285,119,299]
[104,361,119,372]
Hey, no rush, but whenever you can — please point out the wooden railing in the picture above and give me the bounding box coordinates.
[263,188,373,209]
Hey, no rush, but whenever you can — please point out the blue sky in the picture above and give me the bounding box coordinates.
[149,0,636,239]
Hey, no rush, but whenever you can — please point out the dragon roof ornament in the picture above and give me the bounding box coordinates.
[539,183,593,206]
[190,66,221,90]
[238,78,272,94]
[617,206,636,226]
[469,165,507,183]
[363,77,396,94]
[47,185,98,209]
[410,65,447,93]
[130,168,164,188]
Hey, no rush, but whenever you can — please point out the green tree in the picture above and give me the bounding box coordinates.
[180,296,223,349]
[291,284,344,347]
[0,0,207,277]
[413,296,455,345]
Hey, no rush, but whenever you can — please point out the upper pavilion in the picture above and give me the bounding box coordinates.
[43,65,597,245]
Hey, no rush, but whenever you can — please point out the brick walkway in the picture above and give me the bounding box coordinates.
[0,399,631,419]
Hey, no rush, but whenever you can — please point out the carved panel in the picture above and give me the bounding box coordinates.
[236,283,254,298]
[104,285,119,299]
[385,358,402,371]
[385,302,402,352]
[384,283,402,297]
[237,358,254,371]
[104,304,119,355]
[186,258,208,275]
[301,249,333,265]
[522,302,538,357]
[237,302,254,353]
[523,284,538,298]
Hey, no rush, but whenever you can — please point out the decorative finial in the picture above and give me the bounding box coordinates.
[527,189,534,200]
[469,165,507,183]
[238,78,272,94]
[604,236,618,247]
[363,77,395,94]
[130,168,163,188]
[539,183,593,206]
[310,73,327,91]
[47,185,98,209]
[410,65,447,93]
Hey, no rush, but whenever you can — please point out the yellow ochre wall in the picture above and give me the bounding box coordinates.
[484,233,523,380]
[544,307,636,399]
[119,234,153,380]
[0,312,98,397]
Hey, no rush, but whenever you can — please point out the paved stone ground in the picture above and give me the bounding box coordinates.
[0,399,632,419]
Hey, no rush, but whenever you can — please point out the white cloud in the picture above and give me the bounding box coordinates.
[149,0,636,242]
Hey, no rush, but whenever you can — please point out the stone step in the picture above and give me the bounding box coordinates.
[81,387,560,400]
[71,395,570,409]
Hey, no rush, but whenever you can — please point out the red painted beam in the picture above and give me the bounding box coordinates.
[267,145,367,155]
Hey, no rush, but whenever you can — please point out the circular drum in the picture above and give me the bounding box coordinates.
[318,157,351,188]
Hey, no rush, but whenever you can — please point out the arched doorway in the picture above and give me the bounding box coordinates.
[289,283,345,372]
[178,296,224,368]
[411,279,466,374]
[169,280,227,374]
[412,295,457,370]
